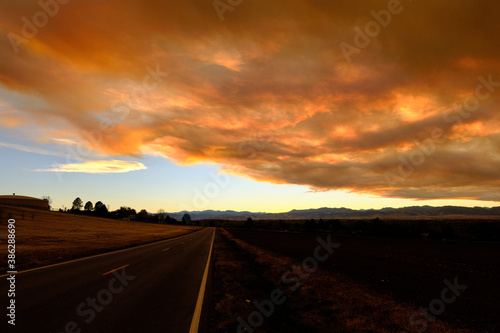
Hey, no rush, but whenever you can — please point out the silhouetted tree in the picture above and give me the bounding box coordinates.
[244,217,255,229]
[84,201,93,212]
[72,197,83,211]
[137,209,149,222]
[182,213,192,225]
[165,215,178,224]
[94,201,108,217]
[113,206,137,219]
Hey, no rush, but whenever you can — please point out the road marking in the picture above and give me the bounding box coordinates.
[189,228,215,333]
[102,264,129,276]
[0,229,204,278]
[162,248,171,252]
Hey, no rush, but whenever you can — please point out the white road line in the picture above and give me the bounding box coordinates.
[189,228,215,333]
[0,229,203,278]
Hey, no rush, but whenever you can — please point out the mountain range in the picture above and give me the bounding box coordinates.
[166,205,500,221]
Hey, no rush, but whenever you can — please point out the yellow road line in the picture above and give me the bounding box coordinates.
[189,228,215,333]
[102,264,129,276]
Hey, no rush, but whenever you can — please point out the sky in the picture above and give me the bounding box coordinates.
[1,0,500,213]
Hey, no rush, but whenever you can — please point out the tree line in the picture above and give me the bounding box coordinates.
[64,197,192,225]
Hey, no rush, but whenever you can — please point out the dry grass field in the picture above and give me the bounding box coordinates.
[220,228,500,332]
[210,229,465,333]
[0,205,200,271]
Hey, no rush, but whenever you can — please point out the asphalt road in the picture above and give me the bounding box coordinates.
[1,227,214,333]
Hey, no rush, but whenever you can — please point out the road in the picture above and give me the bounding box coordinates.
[1,227,214,333]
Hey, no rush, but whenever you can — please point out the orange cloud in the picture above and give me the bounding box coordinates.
[2,0,500,201]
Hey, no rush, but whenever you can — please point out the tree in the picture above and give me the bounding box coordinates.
[42,196,52,210]
[113,206,137,219]
[165,215,178,224]
[94,201,108,217]
[137,209,149,222]
[72,197,83,211]
[157,209,167,224]
[182,213,192,225]
[84,201,93,212]
[244,217,255,229]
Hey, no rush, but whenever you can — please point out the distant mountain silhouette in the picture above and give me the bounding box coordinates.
[167,205,500,220]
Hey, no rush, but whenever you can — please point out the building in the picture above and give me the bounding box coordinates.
[0,194,49,210]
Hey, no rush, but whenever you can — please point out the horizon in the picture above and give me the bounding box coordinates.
[2,1,500,213]
[3,186,500,214]
[150,203,500,215]
[3,192,498,215]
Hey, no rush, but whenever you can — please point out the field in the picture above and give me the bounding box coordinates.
[210,227,499,332]
[0,205,200,271]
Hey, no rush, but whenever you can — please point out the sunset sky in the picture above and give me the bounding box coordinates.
[1,0,500,213]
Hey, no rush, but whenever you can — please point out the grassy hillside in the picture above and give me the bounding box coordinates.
[0,206,200,271]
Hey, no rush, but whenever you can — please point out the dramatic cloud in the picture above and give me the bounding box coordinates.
[1,0,500,200]
[35,160,147,174]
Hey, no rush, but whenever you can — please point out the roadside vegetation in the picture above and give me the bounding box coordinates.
[0,205,200,271]
[210,229,466,332]
[57,196,192,225]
